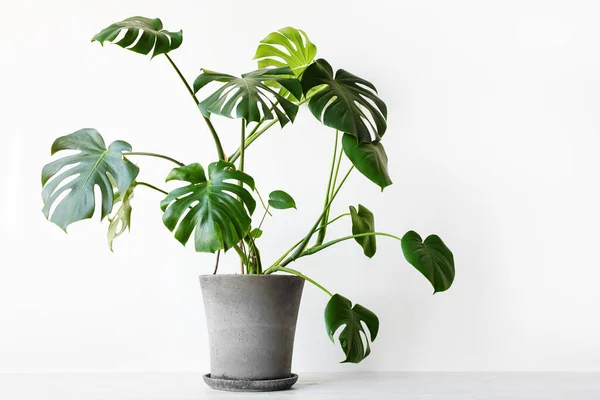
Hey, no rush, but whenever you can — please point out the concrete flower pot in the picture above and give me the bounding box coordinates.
[199,274,305,392]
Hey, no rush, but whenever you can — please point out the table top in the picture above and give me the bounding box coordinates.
[1,372,598,399]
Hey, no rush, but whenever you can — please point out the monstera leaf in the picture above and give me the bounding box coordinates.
[254,27,317,100]
[342,134,392,190]
[401,231,455,293]
[41,129,139,232]
[160,162,256,253]
[193,67,302,127]
[268,190,296,210]
[107,183,135,251]
[324,294,379,363]
[350,204,376,258]
[302,59,387,143]
[92,16,182,58]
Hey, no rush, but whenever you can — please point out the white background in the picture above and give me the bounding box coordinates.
[1,0,599,373]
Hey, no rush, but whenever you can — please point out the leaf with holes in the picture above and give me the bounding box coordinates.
[193,67,302,127]
[160,161,256,253]
[350,204,376,258]
[401,231,455,293]
[92,16,182,58]
[107,182,135,251]
[342,134,392,190]
[268,190,296,210]
[324,294,379,363]
[254,27,317,100]
[41,129,139,232]
[302,59,387,143]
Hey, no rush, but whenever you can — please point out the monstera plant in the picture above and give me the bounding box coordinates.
[41,16,455,365]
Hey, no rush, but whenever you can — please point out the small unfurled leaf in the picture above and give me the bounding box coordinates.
[324,294,379,363]
[193,68,302,127]
[349,205,376,258]
[302,59,387,143]
[401,231,455,293]
[41,129,139,232]
[92,16,182,58]
[107,183,135,251]
[249,228,263,239]
[161,161,256,253]
[268,190,296,210]
[342,134,392,191]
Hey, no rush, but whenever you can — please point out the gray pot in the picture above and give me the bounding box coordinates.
[199,274,304,391]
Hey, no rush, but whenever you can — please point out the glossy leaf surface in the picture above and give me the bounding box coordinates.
[302,59,387,143]
[268,190,296,210]
[342,134,392,190]
[349,204,376,258]
[92,16,182,58]
[41,129,139,232]
[324,294,379,363]
[161,162,256,253]
[401,231,455,293]
[194,67,302,127]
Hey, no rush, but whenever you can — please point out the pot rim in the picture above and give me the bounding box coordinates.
[199,273,303,280]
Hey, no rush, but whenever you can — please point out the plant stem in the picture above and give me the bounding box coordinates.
[265,212,350,272]
[123,152,185,167]
[164,54,226,161]
[212,250,221,275]
[255,188,272,216]
[316,130,339,245]
[135,181,169,195]
[239,119,246,172]
[229,119,277,163]
[266,266,333,297]
[282,166,354,266]
[301,232,402,258]
[228,93,318,163]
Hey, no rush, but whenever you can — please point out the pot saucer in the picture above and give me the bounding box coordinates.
[203,373,298,392]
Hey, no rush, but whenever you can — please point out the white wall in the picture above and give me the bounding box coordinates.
[1,0,599,373]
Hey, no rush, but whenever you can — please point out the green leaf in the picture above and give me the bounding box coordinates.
[254,27,317,77]
[302,59,387,143]
[193,67,302,127]
[401,231,455,293]
[324,294,379,363]
[160,161,256,253]
[349,205,376,258]
[268,190,296,210]
[254,27,317,100]
[342,134,392,191]
[41,129,139,232]
[92,16,182,58]
[249,228,263,239]
[107,182,135,251]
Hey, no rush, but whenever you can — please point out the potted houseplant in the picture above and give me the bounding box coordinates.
[40,16,456,392]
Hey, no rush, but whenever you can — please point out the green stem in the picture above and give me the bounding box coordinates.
[283,166,354,266]
[301,232,402,258]
[229,119,277,163]
[266,212,350,272]
[266,266,333,297]
[228,93,318,163]
[239,119,246,172]
[316,130,339,245]
[255,188,272,216]
[123,152,184,167]
[164,54,226,161]
[135,181,169,195]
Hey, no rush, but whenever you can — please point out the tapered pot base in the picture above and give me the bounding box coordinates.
[202,373,298,392]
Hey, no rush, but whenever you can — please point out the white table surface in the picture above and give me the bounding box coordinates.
[0,372,598,399]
